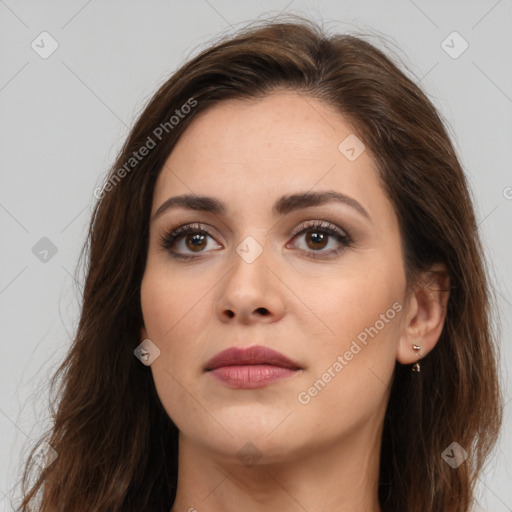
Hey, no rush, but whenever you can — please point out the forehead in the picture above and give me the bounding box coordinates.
[169,91,357,166]
[152,91,389,223]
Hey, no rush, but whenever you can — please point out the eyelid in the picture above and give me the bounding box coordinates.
[159,222,221,248]
[290,219,349,239]
[286,219,353,259]
[160,219,354,259]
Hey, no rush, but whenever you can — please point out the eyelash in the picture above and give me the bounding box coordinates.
[159,220,354,261]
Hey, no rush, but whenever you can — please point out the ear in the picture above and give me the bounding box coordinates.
[397,263,450,365]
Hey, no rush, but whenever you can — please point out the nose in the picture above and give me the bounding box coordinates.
[215,240,286,325]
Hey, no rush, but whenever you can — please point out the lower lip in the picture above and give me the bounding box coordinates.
[208,365,299,389]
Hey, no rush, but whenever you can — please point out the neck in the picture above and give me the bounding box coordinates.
[170,423,383,512]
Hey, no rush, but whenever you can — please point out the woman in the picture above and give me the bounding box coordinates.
[17,16,502,512]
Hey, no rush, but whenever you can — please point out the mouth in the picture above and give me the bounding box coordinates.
[205,345,302,389]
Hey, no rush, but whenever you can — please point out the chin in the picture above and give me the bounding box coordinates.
[183,413,306,462]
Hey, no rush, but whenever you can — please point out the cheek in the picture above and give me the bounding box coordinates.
[140,264,213,374]
[303,259,401,344]
[141,266,214,427]
[294,260,403,409]
[141,257,213,334]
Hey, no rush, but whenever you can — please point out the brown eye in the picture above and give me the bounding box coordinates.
[304,231,329,250]
[160,223,222,259]
[289,220,353,259]
[185,233,208,252]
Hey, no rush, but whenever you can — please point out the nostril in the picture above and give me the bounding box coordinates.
[255,307,269,315]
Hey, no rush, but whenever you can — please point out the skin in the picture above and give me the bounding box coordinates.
[140,90,449,512]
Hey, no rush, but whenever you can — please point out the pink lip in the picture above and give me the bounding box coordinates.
[205,345,301,389]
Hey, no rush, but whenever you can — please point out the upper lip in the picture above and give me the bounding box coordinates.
[205,345,301,371]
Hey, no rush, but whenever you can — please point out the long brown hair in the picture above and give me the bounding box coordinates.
[16,15,502,512]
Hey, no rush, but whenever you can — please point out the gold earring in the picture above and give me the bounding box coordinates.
[412,344,421,373]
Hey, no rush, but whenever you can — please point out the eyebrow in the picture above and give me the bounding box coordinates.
[152,190,371,222]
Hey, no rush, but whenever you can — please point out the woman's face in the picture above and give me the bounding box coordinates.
[140,91,409,463]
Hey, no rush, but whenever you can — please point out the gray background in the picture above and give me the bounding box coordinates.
[1,1,511,510]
